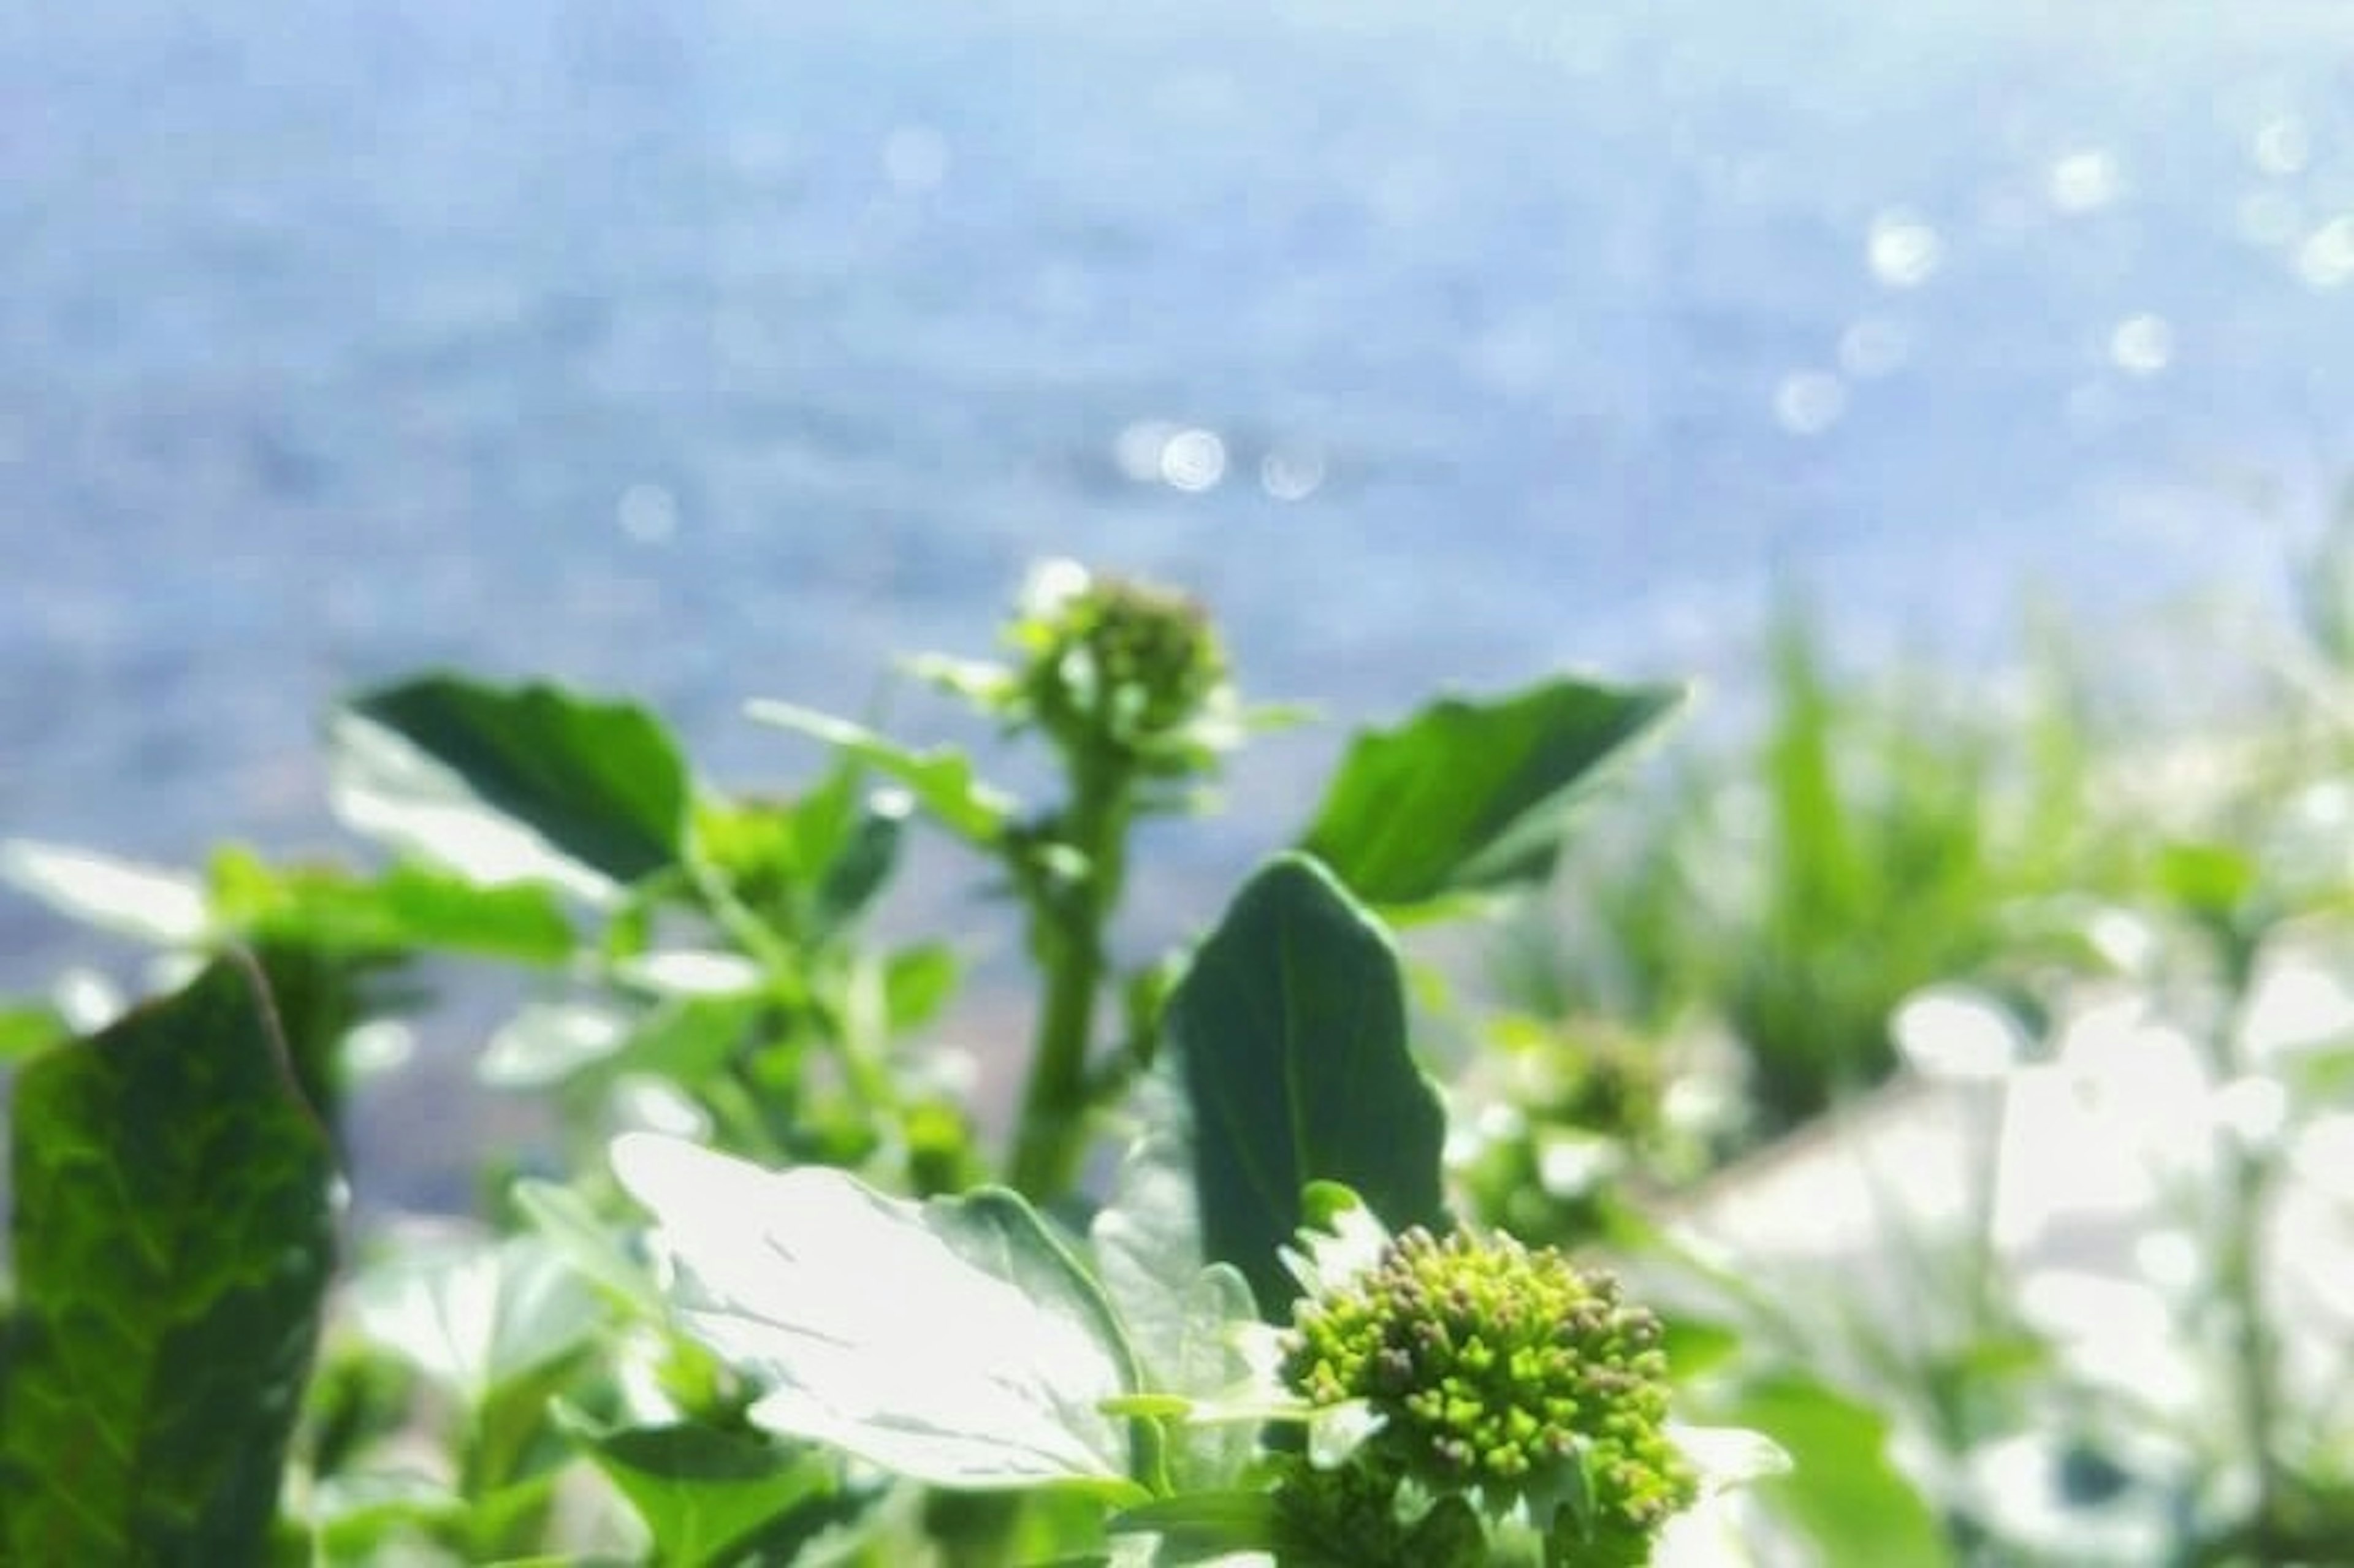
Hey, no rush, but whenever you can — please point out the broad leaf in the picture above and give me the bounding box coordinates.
[1711,1372,1952,1568]
[1092,1089,1262,1490]
[333,674,689,895]
[745,701,1015,845]
[563,1414,850,1568]
[612,1135,1143,1495]
[1160,854,1446,1317]
[1298,676,1684,914]
[349,1231,605,1404]
[1,957,335,1564]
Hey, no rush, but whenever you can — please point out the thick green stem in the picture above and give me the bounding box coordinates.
[1007,744,1131,1203]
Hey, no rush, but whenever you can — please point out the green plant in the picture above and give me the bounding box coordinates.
[12,562,1874,1565]
[1517,594,2140,1143]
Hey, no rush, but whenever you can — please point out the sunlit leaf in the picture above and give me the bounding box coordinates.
[1,957,335,1564]
[612,949,766,999]
[350,1231,605,1404]
[1160,854,1447,1317]
[207,845,574,963]
[1298,676,1685,915]
[0,838,210,945]
[333,674,690,897]
[612,1134,1143,1494]
[745,701,1015,845]
[1092,1089,1262,1489]
[512,1179,666,1319]
[479,1001,632,1089]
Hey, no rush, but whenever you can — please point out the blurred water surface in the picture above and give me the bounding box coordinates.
[5,0,2354,983]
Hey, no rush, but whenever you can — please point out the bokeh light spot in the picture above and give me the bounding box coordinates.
[1774,371,1846,435]
[1867,209,1943,288]
[2109,314,2173,376]
[1260,443,1326,501]
[1159,428,1227,492]
[2047,150,2121,213]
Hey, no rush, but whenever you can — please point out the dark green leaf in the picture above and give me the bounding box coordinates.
[1298,677,1685,914]
[565,1414,844,1568]
[1160,854,1446,1317]
[745,701,1015,845]
[812,793,907,932]
[333,674,690,891]
[2,957,335,1565]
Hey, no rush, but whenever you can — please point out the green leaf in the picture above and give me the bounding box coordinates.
[1710,1372,1952,1568]
[883,942,961,1030]
[1159,854,1447,1317]
[1110,1491,1281,1561]
[745,701,1015,845]
[1297,676,1685,915]
[512,1179,666,1319]
[612,1135,1145,1496]
[1,957,335,1564]
[0,1002,63,1065]
[2156,839,2259,922]
[289,1472,468,1564]
[207,847,574,963]
[0,838,210,944]
[484,994,762,1098]
[349,1232,604,1404]
[1092,1089,1262,1490]
[332,674,690,895]
[478,1001,632,1088]
[562,1414,845,1568]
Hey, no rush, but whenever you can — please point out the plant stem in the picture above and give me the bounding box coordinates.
[1008,743,1130,1203]
[2203,923,2287,1545]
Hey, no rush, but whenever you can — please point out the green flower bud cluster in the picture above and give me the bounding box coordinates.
[1013,570,1227,768]
[1280,1226,1696,1559]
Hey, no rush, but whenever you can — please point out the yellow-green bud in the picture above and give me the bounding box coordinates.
[1281,1226,1696,1559]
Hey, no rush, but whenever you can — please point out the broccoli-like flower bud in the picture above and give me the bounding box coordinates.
[1279,1225,1697,1562]
[1011,565,1228,771]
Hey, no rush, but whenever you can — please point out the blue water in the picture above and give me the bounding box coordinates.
[6,0,2353,980]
